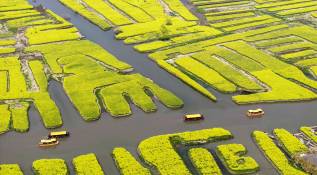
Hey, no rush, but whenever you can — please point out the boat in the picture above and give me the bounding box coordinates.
[184,114,204,121]
[48,131,70,138]
[246,109,264,118]
[38,138,59,147]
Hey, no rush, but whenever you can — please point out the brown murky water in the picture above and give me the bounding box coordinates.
[1,0,317,174]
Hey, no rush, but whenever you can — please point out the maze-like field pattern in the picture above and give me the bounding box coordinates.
[0,0,183,133]
[59,0,317,104]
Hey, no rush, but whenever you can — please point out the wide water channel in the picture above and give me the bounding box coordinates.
[1,0,317,174]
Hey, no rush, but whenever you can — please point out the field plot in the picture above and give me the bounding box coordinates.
[0,0,183,134]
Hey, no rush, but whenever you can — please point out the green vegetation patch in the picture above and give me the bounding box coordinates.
[33,159,68,175]
[252,131,308,175]
[175,56,237,93]
[138,128,233,175]
[216,144,259,174]
[273,128,309,156]
[73,153,105,175]
[188,148,222,175]
[300,126,317,143]
[112,147,151,175]
[0,164,23,175]
[10,102,29,132]
[59,0,111,30]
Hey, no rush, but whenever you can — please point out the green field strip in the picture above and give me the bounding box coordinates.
[300,126,317,143]
[191,51,263,91]
[189,148,223,175]
[148,24,288,62]
[254,36,303,48]
[25,24,81,45]
[232,69,317,104]
[10,103,29,133]
[278,5,317,16]
[6,16,54,31]
[28,60,48,91]
[156,60,217,101]
[134,27,221,52]
[206,12,255,22]
[295,57,317,67]
[281,49,317,60]
[192,0,244,6]
[255,0,312,8]
[273,128,309,156]
[73,153,105,175]
[116,18,197,39]
[107,0,157,23]
[205,9,251,16]
[58,0,111,30]
[120,21,218,44]
[255,0,280,3]
[0,164,24,175]
[81,0,133,26]
[162,0,198,21]
[223,18,281,32]
[252,131,309,175]
[112,147,151,175]
[175,56,237,93]
[269,42,316,53]
[32,159,68,175]
[267,1,317,12]
[216,144,259,174]
[211,15,273,28]
[0,104,11,134]
[246,25,317,43]
[0,39,15,46]
[0,9,41,20]
[223,41,317,91]
[0,47,15,54]
[309,65,317,78]
[0,71,8,93]
[199,1,249,9]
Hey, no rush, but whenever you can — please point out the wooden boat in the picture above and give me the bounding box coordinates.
[38,138,59,147]
[48,131,70,138]
[184,114,204,121]
[246,109,264,119]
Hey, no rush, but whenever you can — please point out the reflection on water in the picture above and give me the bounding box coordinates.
[1,0,317,174]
